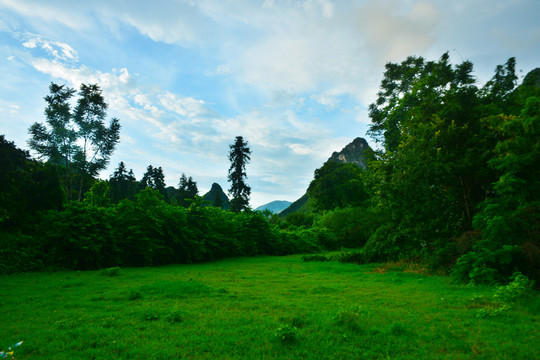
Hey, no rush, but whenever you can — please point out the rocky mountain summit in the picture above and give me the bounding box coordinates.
[328,137,371,169]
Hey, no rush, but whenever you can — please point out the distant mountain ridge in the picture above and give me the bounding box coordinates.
[280,137,372,217]
[255,200,292,213]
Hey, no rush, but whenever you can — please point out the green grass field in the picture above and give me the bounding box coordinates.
[1,254,538,359]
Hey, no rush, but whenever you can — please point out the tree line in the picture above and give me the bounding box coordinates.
[0,83,270,273]
[1,54,538,286]
[0,132,325,272]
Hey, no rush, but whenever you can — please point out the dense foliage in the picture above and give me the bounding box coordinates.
[1,57,539,287]
[307,161,368,211]
[362,54,540,283]
[0,184,324,273]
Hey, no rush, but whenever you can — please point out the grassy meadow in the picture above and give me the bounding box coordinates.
[1,254,538,359]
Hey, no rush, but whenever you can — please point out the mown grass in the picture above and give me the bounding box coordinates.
[1,254,538,359]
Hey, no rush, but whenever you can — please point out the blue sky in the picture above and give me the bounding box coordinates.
[1,0,539,208]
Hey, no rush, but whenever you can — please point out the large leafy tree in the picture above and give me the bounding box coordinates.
[365,53,505,264]
[28,83,120,201]
[228,136,251,212]
[367,55,427,152]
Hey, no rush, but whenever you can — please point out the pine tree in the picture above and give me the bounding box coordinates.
[141,165,166,199]
[110,161,137,202]
[228,136,251,212]
[177,173,199,207]
[141,165,155,189]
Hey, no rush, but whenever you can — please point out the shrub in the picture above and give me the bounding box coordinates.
[333,309,362,332]
[313,227,339,250]
[388,322,408,336]
[284,212,314,228]
[142,311,160,321]
[273,228,320,255]
[165,310,184,324]
[476,304,509,318]
[9,187,354,273]
[364,224,417,263]
[315,207,381,248]
[101,266,121,277]
[274,324,298,343]
[331,250,365,264]
[493,272,534,303]
[127,291,142,301]
[302,254,330,262]
[451,241,521,284]
[40,202,117,270]
[470,272,535,318]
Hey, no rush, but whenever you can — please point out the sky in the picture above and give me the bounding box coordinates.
[1,0,539,208]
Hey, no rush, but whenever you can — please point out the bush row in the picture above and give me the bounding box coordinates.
[0,189,324,273]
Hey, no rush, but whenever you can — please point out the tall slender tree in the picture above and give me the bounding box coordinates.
[228,136,251,212]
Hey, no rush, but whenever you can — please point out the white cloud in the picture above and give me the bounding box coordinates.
[21,34,79,62]
[288,143,313,156]
[7,104,20,114]
[311,93,340,109]
[22,38,37,48]
[159,92,213,119]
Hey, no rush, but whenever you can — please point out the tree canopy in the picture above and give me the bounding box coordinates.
[28,83,120,201]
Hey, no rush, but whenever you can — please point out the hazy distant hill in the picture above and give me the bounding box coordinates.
[278,193,309,217]
[255,200,292,213]
[201,183,230,210]
[280,137,372,217]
